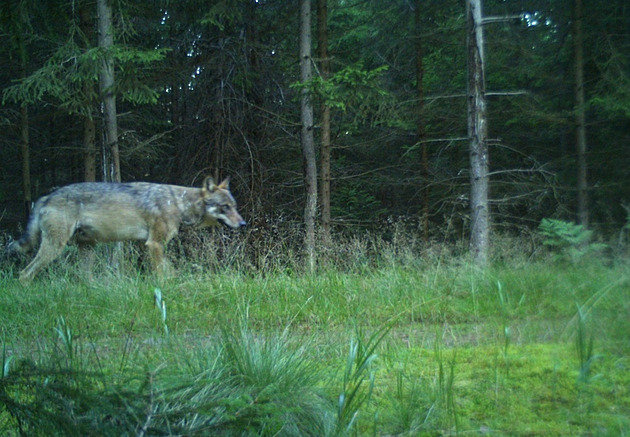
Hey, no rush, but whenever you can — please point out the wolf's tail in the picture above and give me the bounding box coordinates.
[6,201,43,255]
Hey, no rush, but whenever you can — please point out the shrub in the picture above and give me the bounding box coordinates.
[538,219,606,262]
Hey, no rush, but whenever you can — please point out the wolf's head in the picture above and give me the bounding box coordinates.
[201,176,247,229]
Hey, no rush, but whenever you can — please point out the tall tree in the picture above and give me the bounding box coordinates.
[19,48,30,216]
[573,0,588,227]
[2,0,628,240]
[80,4,96,182]
[97,0,120,182]
[4,0,32,217]
[414,0,429,240]
[467,0,489,265]
[317,0,331,242]
[300,0,317,272]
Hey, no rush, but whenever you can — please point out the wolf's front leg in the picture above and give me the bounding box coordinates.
[146,240,174,277]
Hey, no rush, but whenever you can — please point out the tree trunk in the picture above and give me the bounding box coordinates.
[300,0,317,273]
[415,0,429,241]
[19,102,31,217]
[80,4,97,182]
[13,3,32,217]
[83,116,96,182]
[317,0,331,243]
[97,0,120,182]
[466,0,489,265]
[19,43,31,217]
[574,0,588,227]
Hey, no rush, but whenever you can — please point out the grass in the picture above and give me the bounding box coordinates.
[0,235,629,435]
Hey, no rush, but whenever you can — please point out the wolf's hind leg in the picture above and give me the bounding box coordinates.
[77,243,96,281]
[19,234,69,284]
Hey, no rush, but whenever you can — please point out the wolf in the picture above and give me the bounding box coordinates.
[8,176,246,283]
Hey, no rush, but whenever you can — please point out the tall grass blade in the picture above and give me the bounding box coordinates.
[2,338,12,378]
[575,305,600,385]
[54,316,75,367]
[153,288,169,335]
[335,323,391,435]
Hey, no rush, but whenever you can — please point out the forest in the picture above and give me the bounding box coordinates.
[0,0,629,436]
[1,0,629,251]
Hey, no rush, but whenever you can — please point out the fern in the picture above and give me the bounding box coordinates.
[538,219,606,262]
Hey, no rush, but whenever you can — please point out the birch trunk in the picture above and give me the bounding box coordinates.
[80,5,96,182]
[300,0,317,272]
[97,0,120,182]
[317,0,331,243]
[467,0,489,265]
[574,0,588,227]
[415,0,429,241]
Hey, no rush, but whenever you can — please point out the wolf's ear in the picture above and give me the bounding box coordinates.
[218,176,230,190]
[203,176,217,193]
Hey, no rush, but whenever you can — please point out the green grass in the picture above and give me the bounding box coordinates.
[1,247,629,435]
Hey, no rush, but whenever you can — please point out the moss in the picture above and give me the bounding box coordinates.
[372,343,630,436]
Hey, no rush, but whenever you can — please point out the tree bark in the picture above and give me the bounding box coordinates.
[19,102,31,217]
[317,0,331,243]
[300,0,317,272]
[415,0,429,241]
[10,0,32,218]
[466,0,489,265]
[574,0,588,227]
[18,23,31,217]
[80,5,96,182]
[97,0,120,182]
[83,116,96,182]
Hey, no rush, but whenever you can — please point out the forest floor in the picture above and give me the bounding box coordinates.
[1,250,629,435]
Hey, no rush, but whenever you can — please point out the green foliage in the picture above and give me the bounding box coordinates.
[201,0,243,31]
[574,305,601,385]
[53,316,75,368]
[310,64,390,112]
[335,325,390,435]
[539,218,591,247]
[2,43,168,113]
[1,0,630,237]
[153,288,168,335]
[218,325,334,436]
[1,341,11,378]
[538,218,607,262]
[291,63,392,131]
[1,223,630,434]
[331,183,387,222]
[153,323,335,436]
[0,359,147,436]
[386,369,435,435]
[0,320,335,436]
[590,30,630,118]
[591,94,630,118]
[0,249,629,435]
